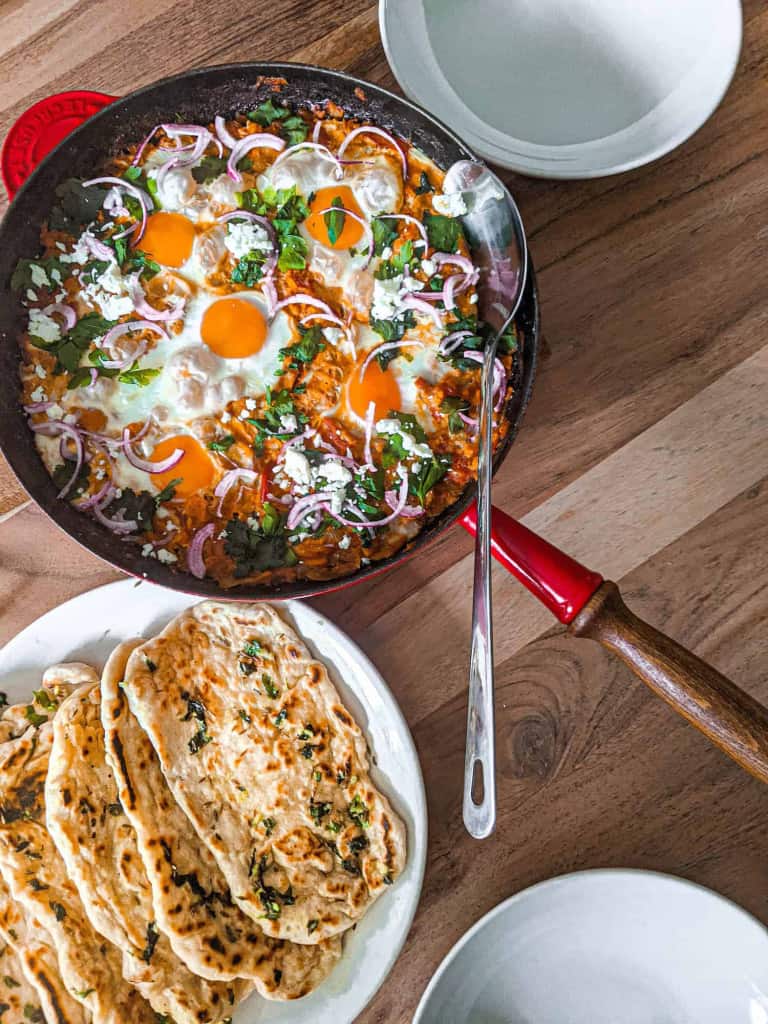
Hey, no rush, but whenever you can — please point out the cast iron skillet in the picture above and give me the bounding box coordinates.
[0,61,538,600]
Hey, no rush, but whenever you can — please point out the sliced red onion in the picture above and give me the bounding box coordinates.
[31,421,84,499]
[92,499,138,534]
[214,468,259,515]
[287,491,337,530]
[337,126,407,177]
[87,367,99,387]
[299,312,352,343]
[83,233,115,261]
[122,427,183,474]
[459,411,479,433]
[385,489,423,517]
[377,213,428,247]
[126,275,185,323]
[315,206,374,264]
[24,400,53,414]
[215,115,238,149]
[438,329,473,356]
[433,252,475,275]
[462,350,508,409]
[270,142,342,180]
[262,275,278,316]
[188,522,216,578]
[103,188,130,218]
[162,124,222,159]
[359,340,425,382]
[227,133,285,183]
[42,303,77,332]
[311,120,322,144]
[75,478,114,511]
[443,273,464,312]
[363,401,375,467]
[399,294,443,329]
[272,293,333,319]
[84,177,152,242]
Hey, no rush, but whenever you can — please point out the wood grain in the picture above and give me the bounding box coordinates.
[0,2,767,1022]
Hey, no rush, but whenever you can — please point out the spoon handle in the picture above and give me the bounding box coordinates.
[463,340,498,839]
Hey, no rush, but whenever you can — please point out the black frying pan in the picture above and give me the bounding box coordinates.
[0,62,539,600]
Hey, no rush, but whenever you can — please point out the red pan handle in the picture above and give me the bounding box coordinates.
[461,503,768,783]
[1,91,117,200]
[461,503,603,623]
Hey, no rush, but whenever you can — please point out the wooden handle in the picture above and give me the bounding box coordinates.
[570,582,768,783]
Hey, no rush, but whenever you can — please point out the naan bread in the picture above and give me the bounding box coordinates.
[121,602,406,944]
[0,664,156,1024]
[0,889,86,1024]
[45,680,250,1024]
[101,641,341,998]
[0,884,48,1024]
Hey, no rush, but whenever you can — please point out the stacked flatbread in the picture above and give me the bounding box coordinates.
[0,601,406,1023]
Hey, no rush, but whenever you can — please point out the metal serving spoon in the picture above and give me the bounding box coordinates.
[444,161,528,839]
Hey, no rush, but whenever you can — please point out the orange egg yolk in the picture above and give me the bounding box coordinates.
[150,435,214,498]
[305,185,365,250]
[347,356,402,422]
[139,212,196,268]
[200,298,268,359]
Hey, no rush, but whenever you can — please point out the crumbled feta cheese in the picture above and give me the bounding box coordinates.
[371,275,403,321]
[141,543,154,557]
[319,460,353,486]
[221,411,231,423]
[322,327,343,346]
[244,398,257,412]
[46,403,64,420]
[279,413,298,433]
[376,418,432,459]
[283,449,312,487]
[35,363,48,380]
[81,262,133,320]
[380,246,393,261]
[432,192,467,217]
[224,221,273,260]
[55,242,66,252]
[469,292,478,304]
[246,516,260,529]
[156,548,178,564]
[28,308,61,344]
[25,289,37,303]
[29,386,47,403]
[29,264,50,288]
[50,269,62,285]
[209,174,239,207]
[59,231,99,266]
[421,258,436,277]
[338,535,351,550]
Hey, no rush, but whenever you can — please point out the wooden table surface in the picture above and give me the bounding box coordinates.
[2,1,768,1020]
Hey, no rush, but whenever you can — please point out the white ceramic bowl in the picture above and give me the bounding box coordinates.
[414,869,768,1023]
[380,0,742,177]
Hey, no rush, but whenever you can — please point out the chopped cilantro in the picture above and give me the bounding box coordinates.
[102,488,155,532]
[262,674,280,699]
[49,901,66,922]
[140,921,159,963]
[439,395,471,433]
[261,816,276,837]
[273,708,287,729]
[223,506,297,578]
[423,212,463,252]
[32,689,57,712]
[370,310,416,345]
[309,800,331,823]
[279,325,325,369]
[11,257,66,293]
[410,456,450,506]
[307,919,319,935]
[51,460,90,498]
[348,795,369,828]
[153,478,180,504]
[208,434,236,453]
[181,691,212,754]
[242,640,262,658]
[372,216,398,255]
[24,706,47,728]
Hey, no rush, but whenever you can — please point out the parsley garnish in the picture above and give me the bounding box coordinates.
[208,434,236,453]
[32,689,57,712]
[262,674,280,699]
[153,478,180,504]
[223,507,298,577]
[410,456,450,506]
[24,707,46,728]
[191,156,229,184]
[372,216,398,255]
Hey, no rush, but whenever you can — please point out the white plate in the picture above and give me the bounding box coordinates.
[0,579,427,1024]
[415,869,768,1023]
[380,0,742,178]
